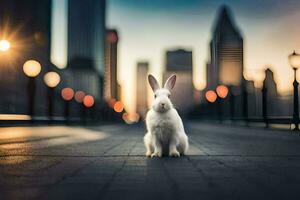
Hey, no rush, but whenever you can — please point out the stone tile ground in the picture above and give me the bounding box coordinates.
[0,123,300,200]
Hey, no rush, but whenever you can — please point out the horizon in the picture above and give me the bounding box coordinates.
[51,0,300,114]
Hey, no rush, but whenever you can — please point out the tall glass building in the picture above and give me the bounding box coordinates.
[207,6,243,89]
[68,0,106,74]
[163,49,194,114]
[67,0,106,100]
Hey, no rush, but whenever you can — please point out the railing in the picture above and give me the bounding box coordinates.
[193,83,298,131]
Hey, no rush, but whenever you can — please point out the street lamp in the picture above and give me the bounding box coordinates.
[205,90,217,118]
[262,77,268,128]
[227,85,240,121]
[83,95,95,123]
[0,39,10,52]
[23,60,42,117]
[61,87,74,122]
[74,91,86,122]
[289,51,300,130]
[216,85,229,121]
[44,71,60,119]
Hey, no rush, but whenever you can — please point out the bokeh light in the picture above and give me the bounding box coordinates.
[83,95,95,108]
[44,71,60,88]
[216,85,229,98]
[0,39,10,52]
[75,91,85,103]
[113,101,124,113]
[23,60,42,77]
[61,87,74,101]
[205,90,217,103]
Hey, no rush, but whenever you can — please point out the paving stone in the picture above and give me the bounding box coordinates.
[1,123,300,200]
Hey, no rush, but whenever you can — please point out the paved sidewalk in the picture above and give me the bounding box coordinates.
[0,123,300,200]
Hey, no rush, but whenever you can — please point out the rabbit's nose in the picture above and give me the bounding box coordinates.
[161,103,165,107]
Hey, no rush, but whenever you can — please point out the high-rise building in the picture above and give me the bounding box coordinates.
[68,0,105,74]
[263,69,277,98]
[136,62,149,118]
[207,5,243,89]
[64,58,102,97]
[263,68,278,116]
[104,29,119,101]
[67,0,106,100]
[163,49,194,114]
[0,0,52,114]
[165,49,193,72]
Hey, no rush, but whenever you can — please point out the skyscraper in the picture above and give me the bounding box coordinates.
[263,69,278,98]
[136,62,149,118]
[67,0,106,100]
[207,6,243,89]
[104,29,119,101]
[263,68,278,116]
[163,49,194,114]
[68,0,106,74]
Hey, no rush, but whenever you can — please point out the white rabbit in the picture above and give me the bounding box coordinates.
[144,74,189,157]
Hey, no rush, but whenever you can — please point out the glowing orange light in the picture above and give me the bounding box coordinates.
[0,39,10,52]
[113,101,124,113]
[205,90,217,103]
[74,91,85,103]
[216,85,229,98]
[83,95,94,108]
[23,60,42,77]
[61,87,74,101]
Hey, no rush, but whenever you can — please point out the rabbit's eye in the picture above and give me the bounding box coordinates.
[154,94,157,98]
[168,94,170,98]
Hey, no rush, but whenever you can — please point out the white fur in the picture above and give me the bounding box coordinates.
[144,74,189,157]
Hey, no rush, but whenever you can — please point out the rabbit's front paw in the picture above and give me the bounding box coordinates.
[169,150,180,157]
[151,152,162,158]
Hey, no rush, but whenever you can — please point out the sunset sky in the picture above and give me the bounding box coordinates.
[106,0,300,113]
[52,0,300,114]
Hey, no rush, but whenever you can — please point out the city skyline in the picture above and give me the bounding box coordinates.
[49,0,300,114]
[106,0,300,113]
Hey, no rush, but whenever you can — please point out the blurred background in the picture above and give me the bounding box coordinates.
[1,0,300,126]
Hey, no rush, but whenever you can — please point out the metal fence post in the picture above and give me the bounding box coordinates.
[262,83,268,128]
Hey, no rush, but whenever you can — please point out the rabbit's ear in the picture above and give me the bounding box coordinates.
[148,74,160,92]
[164,74,176,90]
